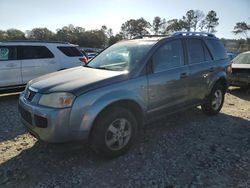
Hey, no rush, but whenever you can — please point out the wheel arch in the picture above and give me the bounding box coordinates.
[207,73,229,95]
[88,99,145,141]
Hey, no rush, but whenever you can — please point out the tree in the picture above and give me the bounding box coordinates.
[164,19,187,34]
[152,16,166,34]
[120,18,151,39]
[233,22,250,38]
[28,28,55,40]
[233,22,250,49]
[193,10,205,31]
[182,10,204,32]
[108,34,123,46]
[200,10,219,33]
[6,29,25,40]
[183,10,195,31]
[55,24,78,43]
[0,30,7,40]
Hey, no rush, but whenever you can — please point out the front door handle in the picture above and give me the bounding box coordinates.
[209,67,215,72]
[180,72,188,79]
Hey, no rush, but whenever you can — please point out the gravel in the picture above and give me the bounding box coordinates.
[0,87,249,188]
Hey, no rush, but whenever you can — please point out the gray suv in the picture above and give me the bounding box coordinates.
[18,32,231,157]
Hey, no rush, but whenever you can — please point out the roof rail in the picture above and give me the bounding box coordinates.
[0,40,70,44]
[172,32,216,37]
[132,35,169,39]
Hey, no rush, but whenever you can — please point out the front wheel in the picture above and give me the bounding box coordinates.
[90,107,137,158]
[201,84,225,115]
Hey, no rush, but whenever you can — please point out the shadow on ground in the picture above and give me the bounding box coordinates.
[1,107,249,187]
[0,93,26,142]
[228,86,250,101]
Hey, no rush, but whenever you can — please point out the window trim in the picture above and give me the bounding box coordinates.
[0,46,18,61]
[17,45,55,60]
[151,39,185,73]
[201,40,214,61]
[57,46,82,57]
[185,38,207,65]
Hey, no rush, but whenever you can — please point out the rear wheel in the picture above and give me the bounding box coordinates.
[90,107,137,158]
[201,84,225,115]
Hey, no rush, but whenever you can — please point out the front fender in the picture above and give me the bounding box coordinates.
[84,90,146,128]
[69,77,148,139]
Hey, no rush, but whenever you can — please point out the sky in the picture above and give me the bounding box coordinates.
[0,0,249,39]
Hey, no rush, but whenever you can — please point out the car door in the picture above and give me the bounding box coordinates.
[185,38,214,102]
[0,46,22,87]
[147,39,189,118]
[19,46,59,84]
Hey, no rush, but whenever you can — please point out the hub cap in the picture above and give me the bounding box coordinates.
[212,89,223,110]
[105,118,132,151]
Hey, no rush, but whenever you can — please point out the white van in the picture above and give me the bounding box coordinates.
[0,41,86,90]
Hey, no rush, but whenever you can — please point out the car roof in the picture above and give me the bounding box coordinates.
[0,40,77,46]
[130,32,218,42]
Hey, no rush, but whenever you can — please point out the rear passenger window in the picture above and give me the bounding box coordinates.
[205,39,227,60]
[152,40,184,72]
[186,39,205,64]
[0,46,17,61]
[57,46,82,57]
[19,46,54,59]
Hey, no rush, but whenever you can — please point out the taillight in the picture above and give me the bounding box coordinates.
[79,57,88,64]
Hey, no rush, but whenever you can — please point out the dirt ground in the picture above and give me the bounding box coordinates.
[0,87,249,188]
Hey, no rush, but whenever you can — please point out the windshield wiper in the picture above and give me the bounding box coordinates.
[95,67,113,70]
[83,64,94,68]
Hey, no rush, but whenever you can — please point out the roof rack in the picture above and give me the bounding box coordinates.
[172,32,216,37]
[132,35,169,39]
[0,40,70,44]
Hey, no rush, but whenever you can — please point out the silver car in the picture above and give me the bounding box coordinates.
[19,32,231,157]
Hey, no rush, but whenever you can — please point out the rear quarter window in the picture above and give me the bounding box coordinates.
[57,46,82,57]
[205,39,227,60]
[0,46,17,61]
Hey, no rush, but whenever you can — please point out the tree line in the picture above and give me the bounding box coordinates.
[0,9,249,50]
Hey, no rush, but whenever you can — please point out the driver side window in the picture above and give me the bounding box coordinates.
[152,40,184,73]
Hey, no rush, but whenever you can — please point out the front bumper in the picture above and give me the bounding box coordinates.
[229,74,250,87]
[18,92,87,143]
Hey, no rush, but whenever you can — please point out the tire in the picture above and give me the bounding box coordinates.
[90,107,138,158]
[201,83,225,116]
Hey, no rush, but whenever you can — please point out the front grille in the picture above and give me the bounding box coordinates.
[232,68,250,75]
[34,115,48,128]
[25,89,36,102]
[18,104,32,125]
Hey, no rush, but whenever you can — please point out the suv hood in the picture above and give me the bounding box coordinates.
[29,67,129,96]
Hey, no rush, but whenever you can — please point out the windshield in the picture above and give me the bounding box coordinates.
[87,40,156,71]
[233,52,250,64]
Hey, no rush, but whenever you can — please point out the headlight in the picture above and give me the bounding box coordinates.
[38,92,76,108]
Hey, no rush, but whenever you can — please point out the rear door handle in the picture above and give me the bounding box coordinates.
[180,72,188,79]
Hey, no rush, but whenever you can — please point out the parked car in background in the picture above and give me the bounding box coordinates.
[229,51,250,87]
[86,52,98,60]
[19,32,231,158]
[83,48,101,60]
[0,41,85,91]
[79,49,89,63]
[227,52,237,60]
